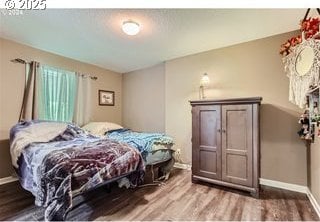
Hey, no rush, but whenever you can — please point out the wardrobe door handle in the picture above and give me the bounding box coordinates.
[217,129,221,133]
[222,129,226,133]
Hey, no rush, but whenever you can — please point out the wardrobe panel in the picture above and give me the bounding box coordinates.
[200,110,217,147]
[222,104,253,187]
[192,105,221,180]
[226,110,247,150]
[226,154,247,179]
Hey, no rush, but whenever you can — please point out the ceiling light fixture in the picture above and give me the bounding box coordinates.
[122,20,140,36]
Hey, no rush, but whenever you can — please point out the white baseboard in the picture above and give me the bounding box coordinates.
[307,188,320,218]
[259,178,308,193]
[0,176,18,185]
[174,163,191,170]
[259,178,320,218]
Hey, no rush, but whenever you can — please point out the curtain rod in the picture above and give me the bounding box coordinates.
[77,73,98,80]
[10,58,98,80]
[11,58,29,64]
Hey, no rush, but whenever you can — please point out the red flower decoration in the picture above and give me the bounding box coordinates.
[280,17,319,56]
[301,17,320,40]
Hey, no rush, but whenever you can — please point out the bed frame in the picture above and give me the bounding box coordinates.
[61,157,174,220]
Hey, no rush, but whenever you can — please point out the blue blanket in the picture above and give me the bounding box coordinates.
[107,129,174,155]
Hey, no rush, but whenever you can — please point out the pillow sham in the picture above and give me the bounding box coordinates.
[82,122,123,136]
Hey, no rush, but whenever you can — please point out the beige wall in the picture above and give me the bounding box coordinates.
[0,31,312,187]
[309,127,320,206]
[122,63,165,133]
[0,38,122,178]
[165,30,308,186]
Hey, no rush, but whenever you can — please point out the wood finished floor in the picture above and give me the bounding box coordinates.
[0,168,318,221]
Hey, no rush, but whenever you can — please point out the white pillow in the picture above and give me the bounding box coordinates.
[82,122,123,136]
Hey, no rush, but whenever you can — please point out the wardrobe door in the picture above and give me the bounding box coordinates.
[221,104,253,187]
[192,105,221,180]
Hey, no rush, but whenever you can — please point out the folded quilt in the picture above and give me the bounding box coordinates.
[10,121,145,221]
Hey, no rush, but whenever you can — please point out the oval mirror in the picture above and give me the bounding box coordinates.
[295,46,315,76]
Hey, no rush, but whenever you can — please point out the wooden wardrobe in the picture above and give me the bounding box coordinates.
[190,97,262,197]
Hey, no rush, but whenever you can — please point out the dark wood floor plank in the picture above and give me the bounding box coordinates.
[0,168,318,221]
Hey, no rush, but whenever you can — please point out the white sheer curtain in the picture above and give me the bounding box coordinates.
[37,65,77,122]
[73,74,92,126]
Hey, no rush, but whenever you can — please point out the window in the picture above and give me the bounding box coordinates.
[38,66,76,122]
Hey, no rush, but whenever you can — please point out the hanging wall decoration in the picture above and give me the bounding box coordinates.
[283,37,320,108]
[281,9,320,109]
[281,9,320,142]
[99,90,115,106]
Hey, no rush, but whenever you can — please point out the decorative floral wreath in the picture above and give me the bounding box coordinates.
[280,17,320,56]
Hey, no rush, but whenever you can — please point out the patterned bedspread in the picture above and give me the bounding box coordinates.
[10,121,145,221]
[106,129,174,157]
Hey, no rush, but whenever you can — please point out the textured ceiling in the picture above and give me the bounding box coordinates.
[0,9,306,73]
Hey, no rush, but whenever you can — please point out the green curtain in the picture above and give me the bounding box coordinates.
[38,65,76,122]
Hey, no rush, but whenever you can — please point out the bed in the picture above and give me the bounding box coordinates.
[10,121,145,221]
[82,122,175,181]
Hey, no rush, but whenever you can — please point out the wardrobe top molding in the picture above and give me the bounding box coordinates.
[189,97,263,106]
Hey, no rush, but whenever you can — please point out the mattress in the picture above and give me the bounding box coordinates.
[145,143,174,165]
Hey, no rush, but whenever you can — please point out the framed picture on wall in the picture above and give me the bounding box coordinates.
[99,90,115,106]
